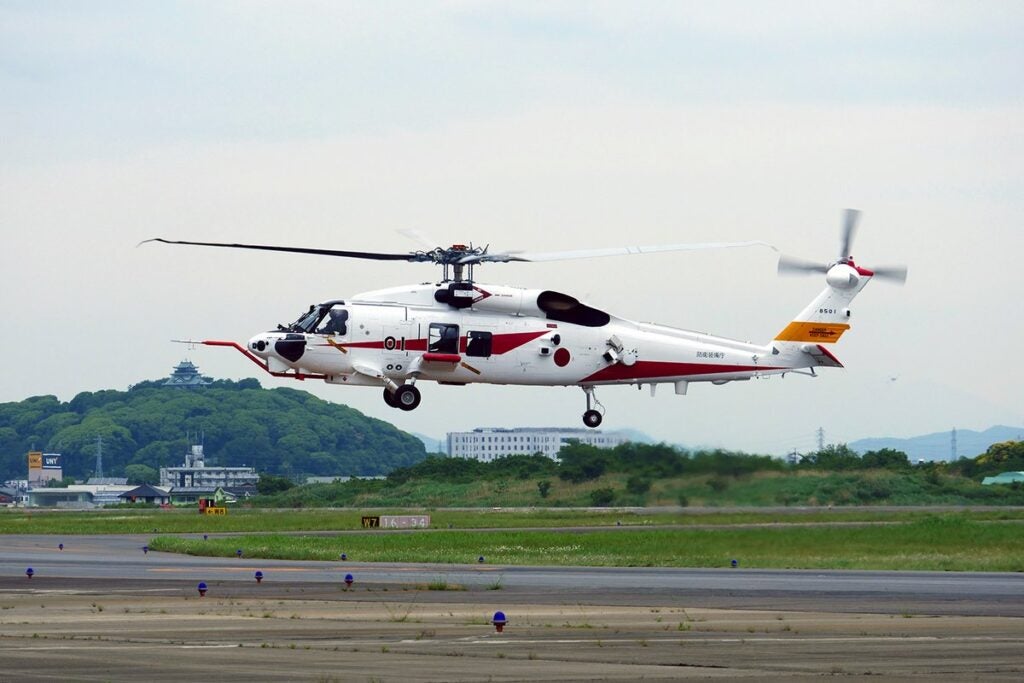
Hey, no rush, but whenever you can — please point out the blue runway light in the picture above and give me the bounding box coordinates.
[492,610,507,632]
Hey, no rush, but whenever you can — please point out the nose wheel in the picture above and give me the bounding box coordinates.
[581,386,605,428]
[383,384,421,411]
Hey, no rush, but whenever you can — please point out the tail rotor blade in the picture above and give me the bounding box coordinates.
[839,208,860,260]
[869,265,908,284]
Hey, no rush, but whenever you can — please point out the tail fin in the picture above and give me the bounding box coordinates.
[774,263,872,345]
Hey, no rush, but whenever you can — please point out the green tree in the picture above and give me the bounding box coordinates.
[257,474,295,495]
[625,475,652,495]
[558,442,611,483]
[589,487,616,506]
[861,448,911,471]
[124,464,159,485]
[537,479,552,498]
[802,444,862,470]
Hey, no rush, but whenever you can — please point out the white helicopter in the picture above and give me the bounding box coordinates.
[144,210,905,428]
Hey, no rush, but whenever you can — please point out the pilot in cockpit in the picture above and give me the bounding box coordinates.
[317,308,349,336]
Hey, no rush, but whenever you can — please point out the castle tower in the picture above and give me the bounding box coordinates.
[163,360,213,388]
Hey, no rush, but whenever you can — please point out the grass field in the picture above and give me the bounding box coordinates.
[4,506,1024,535]
[146,514,1024,572]
[4,507,1022,571]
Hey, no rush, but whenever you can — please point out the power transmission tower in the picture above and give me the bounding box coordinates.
[816,427,825,452]
[951,427,957,462]
[94,435,104,479]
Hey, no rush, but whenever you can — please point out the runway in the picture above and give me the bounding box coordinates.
[2,533,1023,681]
[3,533,1022,614]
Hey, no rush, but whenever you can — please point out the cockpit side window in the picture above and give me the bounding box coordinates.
[428,323,460,354]
[316,307,348,336]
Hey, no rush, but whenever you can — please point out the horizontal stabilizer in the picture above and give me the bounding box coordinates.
[802,344,844,368]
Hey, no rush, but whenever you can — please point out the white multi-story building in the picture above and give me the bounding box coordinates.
[159,444,259,490]
[447,427,629,462]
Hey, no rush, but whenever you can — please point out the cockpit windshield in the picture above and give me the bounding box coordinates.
[291,306,323,333]
[286,302,348,335]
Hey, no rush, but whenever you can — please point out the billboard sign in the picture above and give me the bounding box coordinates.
[28,452,42,469]
[42,454,62,469]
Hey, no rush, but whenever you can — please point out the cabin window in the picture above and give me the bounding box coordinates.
[428,323,460,354]
[466,331,493,357]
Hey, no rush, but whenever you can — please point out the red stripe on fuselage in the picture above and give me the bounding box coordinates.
[324,330,548,355]
[489,330,548,354]
[582,361,786,382]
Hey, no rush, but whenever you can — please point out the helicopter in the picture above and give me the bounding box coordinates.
[143,209,906,428]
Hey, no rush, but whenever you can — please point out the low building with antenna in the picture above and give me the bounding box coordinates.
[159,443,259,498]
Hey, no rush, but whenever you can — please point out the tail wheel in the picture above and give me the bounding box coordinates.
[394,384,421,411]
[582,409,602,428]
[382,388,400,408]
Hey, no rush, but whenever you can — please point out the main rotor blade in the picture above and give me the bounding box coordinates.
[138,238,419,261]
[396,227,440,250]
[778,254,828,275]
[839,208,860,259]
[869,264,908,284]
[468,240,778,264]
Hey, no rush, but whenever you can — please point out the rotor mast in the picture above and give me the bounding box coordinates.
[437,244,482,283]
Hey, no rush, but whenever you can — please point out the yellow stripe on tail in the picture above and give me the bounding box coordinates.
[775,321,850,343]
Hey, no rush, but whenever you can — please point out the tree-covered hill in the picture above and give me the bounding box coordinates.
[0,379,427,481]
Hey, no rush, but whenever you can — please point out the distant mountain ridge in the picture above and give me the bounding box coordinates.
[850,425,1024,462]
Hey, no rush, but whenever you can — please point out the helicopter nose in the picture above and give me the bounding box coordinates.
[248,334,270,356]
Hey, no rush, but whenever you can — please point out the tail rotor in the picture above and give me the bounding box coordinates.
[777,209,907,284]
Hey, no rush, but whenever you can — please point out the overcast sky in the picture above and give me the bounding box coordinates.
[2,2,1022,455]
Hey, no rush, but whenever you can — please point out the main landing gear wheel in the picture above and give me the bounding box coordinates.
[393,384,421,411]
[382,388,400,408]
[580,385,605,428]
